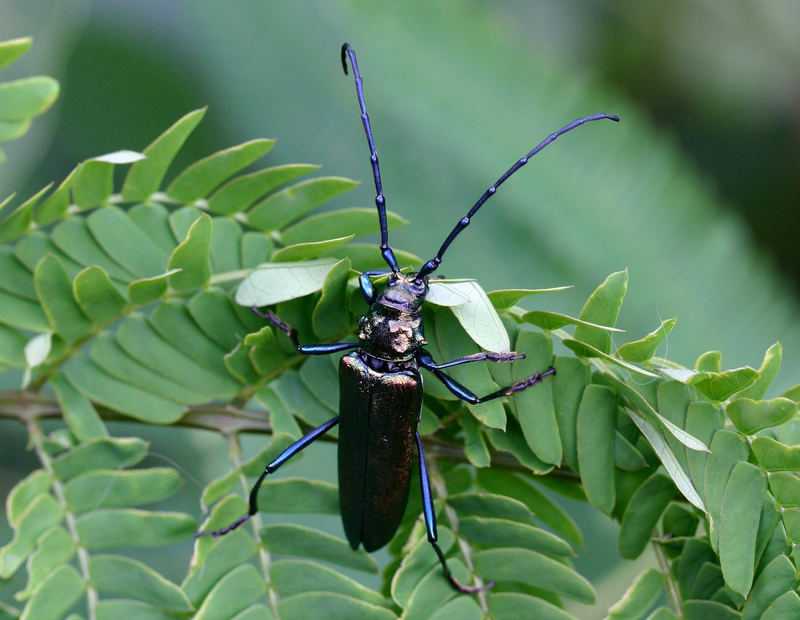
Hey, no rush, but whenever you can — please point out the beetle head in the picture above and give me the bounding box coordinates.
[376,272,428,314]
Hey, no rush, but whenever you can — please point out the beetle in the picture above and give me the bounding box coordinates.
[196,42,619,593]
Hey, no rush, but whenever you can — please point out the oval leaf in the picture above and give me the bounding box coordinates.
[235,258,338,306]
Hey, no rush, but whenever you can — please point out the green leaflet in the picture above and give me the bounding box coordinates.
[0,75,59,122]
[208,163,320,214]
[718,462,766,596]
[246,176,358,230]
[76,509,197,549]
[279,593,395,620]
[574,269,628,353]
[34,254,93,343]
[486,285,572,310]
[458,516,573,557]
[487,592,577,620]
[727,397,797,435]
[473,548,595,603]
[272,234,354,262]
[1,493,63,578]
[192,564,267,620]
[270,559,387,606]
[122,108,207,201]
[73,265,127,323]
[511,330,560,465]
[0,184,51,242]
[261,524,378,573]
[618,472,676,559]
[607,568,664,619]
[168,213,212,291]
[281,207,407,245]
[89,554,192,612]
[19,564,84,620]
[0,37,32,72]
[617,317,676,362]
[16,527,75,601]
[5,469,51,529]
[253,478,339,514]
[166,138,275,203]
[391,530,455,607]
[64,468,183,512]
[577,384,616,513]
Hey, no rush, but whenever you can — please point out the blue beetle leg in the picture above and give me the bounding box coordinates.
[415,433,493,594]
[417,349,525,371]
[195,416,340,539]
[251,307,359,355]
[419,354,555,404]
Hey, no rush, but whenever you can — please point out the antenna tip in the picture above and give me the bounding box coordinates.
[341,43,350,74]
[606,114,621,122]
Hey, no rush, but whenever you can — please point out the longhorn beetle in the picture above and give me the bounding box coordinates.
[196,42,619,593]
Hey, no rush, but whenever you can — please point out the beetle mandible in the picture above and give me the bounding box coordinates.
[196,42,619,594]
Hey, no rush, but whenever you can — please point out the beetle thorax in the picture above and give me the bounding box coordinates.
[357,273,427,361]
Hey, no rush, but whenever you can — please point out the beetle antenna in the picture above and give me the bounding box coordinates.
[341,42,400,273]
[417,113,620,278]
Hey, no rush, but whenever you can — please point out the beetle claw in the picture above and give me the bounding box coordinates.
[446,573,494,594]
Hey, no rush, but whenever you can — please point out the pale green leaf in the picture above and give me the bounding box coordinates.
[428,280,509,352]
[235,258,337,306]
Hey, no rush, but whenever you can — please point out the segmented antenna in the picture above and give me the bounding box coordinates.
[417,113,620,278]
[341,43,399,273]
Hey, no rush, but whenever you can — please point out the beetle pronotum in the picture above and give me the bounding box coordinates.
[197,42,619,594]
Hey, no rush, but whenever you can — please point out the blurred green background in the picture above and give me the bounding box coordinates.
[1,1,798,617]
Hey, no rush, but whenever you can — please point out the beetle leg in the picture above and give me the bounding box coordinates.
[417,349,525,370]
[195,416,340,538]
[251,307,359,355]
[415,433,493,594]
[418,353,555,404]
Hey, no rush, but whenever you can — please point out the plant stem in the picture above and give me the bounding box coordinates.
[28,419,98,620]
[227,433,280,617]
[652,537,681,615]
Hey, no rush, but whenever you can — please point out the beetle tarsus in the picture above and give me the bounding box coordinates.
[431,538,494,594]
[194,513,251,539]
